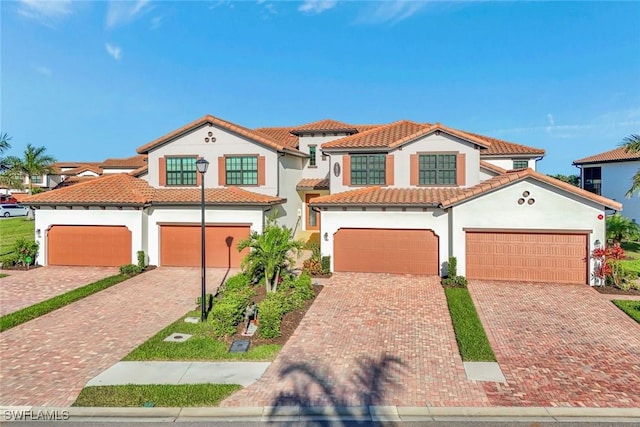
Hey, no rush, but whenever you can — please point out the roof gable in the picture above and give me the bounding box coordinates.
[573,146,640,165]
[291,119,357,135]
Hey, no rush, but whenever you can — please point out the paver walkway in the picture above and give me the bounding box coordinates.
[470,281,640,408]
[0,266,118,316]
[0,267,235,406]
[222,273,490,408]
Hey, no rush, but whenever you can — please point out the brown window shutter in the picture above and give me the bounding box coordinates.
[385,154,394,186]
[159,157,166,186]
[218,156,226,186]
[196,157,202,186]
[342,155,351,186]
[410,154,418,186]
[456,153,466,186]
[258,156,266,186]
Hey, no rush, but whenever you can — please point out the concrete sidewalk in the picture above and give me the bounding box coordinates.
[86,361,270,387]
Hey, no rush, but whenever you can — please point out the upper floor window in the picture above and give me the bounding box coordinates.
[583,167,601,195]
[166,157,197,186]
[419,154,456,185]
[30,175,43,184]
[513,160,528,169]
[226,156,258,185]
[309,146,317,167]
[351,154,386,185]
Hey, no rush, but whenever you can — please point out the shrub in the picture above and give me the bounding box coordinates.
[14,238,38,266]
[223,273,252,292]
[119,264,142,276]
[441,257,467,287]
[293,273,315,301]
[258,293,286,338]
[302,258,323,276]
[208,288,255,337]
[447,256,457,278]
[0,253,20,267]
[137,251,146,270]
[593,243,630,289]
[321,256,331,274]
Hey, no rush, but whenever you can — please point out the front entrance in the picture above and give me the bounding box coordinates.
[306,194,320,231]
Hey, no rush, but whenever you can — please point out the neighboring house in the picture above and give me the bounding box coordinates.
[24,114,620,286]
[573,147,639,222]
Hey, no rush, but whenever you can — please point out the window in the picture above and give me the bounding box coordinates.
[350,154,386,185]
[419,154,456,185]
[309,146,317,167]
[226,156,258,185]
[30,175,42,184]
[584,167,601,195]
[513,160,529,169]
[166,157,197,186]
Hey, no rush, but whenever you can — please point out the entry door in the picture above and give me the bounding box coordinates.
[306,194,320,231]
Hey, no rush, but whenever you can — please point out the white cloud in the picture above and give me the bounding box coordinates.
[105,43,122,61]
[35,66,52,77]
[106,0,152,29]
[355,0,428,25]
[298,0,337,15]
[18,0,73,28]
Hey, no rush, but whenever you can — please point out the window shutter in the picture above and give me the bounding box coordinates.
[159,157,166,187]
[218,156,225,186]
[342,155,351,186]
[410,154,418,186]
[258,156,266,186]
[385,154,394,186]
[456,153,466,186]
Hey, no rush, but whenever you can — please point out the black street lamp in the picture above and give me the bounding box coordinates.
[196,158,209,322]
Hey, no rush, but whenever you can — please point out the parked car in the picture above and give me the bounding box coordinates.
[0,204,29,217]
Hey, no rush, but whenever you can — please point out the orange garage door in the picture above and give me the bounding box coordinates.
[334,228,439,275]
[465,231,588,284]
[48,225,132,266]
[160,225,250,267]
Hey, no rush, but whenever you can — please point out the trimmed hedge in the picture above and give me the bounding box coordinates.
[258,273,315,339]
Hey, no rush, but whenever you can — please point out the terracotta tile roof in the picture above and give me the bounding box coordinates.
[310,186,468,207]
[254,127,299,148]
[573,147,640,165]
[101,155,147,168]
[479,160,507,175]
[296,178,330,191]
[50,162,101,174]
[322,120,429,149]
[23,174,153,206]
[53,176,98,189]
[129,165,148,177]
[462,131,545,155]
[22,173,284,207]
[11,193,29,203]
[291,119,357,134]
[136,115,302,156]
[440,168,622,210]
[152,187,284,206]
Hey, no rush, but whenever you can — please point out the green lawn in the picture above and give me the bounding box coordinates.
[124,310,281,362]
[0,217,34,256]
[444,287,496,362]
[613,300,640,323]
[72,384,241,407]
[621,242,640,277]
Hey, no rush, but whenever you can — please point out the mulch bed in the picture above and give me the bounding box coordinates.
[1,264,41,271]
[593,285,640,296]
[220,283,323,348]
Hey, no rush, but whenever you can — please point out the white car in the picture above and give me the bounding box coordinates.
[0,204,29,217]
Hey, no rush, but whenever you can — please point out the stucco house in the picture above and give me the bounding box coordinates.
[573,147,640,223]
[24,114,621,285]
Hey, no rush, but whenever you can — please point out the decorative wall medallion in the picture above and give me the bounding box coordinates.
[518,190,535,206]
[333,162,341,177]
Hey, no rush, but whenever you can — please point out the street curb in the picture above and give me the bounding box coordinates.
[2,405,640,422]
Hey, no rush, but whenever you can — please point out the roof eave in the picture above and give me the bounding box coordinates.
[149,199,286,207]
[25,202,148,208]
[573,158,640,166]
[310,202,441,208]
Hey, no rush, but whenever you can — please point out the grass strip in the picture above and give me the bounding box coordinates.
[0,217,35,257]
[0,273,8,279]
[0,274,130,332]
[613,299,640,323]
[72,384,241,407]
[445,287,496,362]
[124,310,281,361]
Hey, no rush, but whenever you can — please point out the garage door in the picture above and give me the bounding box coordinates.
[48,225,132,267]
[160,225,250,267]
[334,228,439,275]
[465,231,588,284]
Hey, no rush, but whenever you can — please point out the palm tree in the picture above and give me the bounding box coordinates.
[238,214,304,293]
[606,213,640,243]
[4,144,56,194]
[620,134,640,197]
[0,132,10,155]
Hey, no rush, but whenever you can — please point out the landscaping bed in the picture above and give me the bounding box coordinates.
[593,285,640,296]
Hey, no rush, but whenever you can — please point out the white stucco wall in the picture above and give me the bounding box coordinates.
[482,157,538,171]
[601,161,639,221]
[102,168,135,174]
[450,179,606,284]
[319,208,450,275]
[34,207,144,266]
[276,154,304,232]
[299,134,345,179]
[145,206,266,266]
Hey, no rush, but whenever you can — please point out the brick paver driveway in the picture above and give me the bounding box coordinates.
[0,267,118,316]
[0,267,235,406]
[470,281,640,408]
[222,273,490,407]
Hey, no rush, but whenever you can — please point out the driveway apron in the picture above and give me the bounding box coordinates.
[0,267,235,406]
[0,267,118,316]
[470,281,640,408]
[222,273,489,407]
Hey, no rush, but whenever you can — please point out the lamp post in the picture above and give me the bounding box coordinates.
[196,158,209,322]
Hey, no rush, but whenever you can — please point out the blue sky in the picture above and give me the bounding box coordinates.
[2,1,639,175]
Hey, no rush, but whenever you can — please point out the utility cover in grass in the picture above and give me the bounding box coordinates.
[229,339,250,353]
[163,333,192,343]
